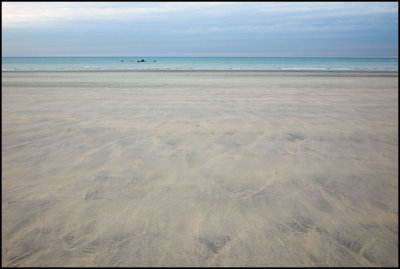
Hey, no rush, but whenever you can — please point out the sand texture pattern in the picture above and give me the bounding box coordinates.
[2,71,398,267]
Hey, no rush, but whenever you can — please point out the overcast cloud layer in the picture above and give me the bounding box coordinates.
[2,2,398,57]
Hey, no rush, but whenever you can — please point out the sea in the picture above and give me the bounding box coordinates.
[2,57,398,72]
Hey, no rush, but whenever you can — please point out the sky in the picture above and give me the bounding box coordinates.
[2,2,398,57]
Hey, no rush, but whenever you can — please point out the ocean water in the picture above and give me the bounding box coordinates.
[2,57,398,72]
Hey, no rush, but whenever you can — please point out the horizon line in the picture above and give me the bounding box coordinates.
[2,56,399,59]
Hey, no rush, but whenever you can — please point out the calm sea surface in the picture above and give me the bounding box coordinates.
[2,57,398,71]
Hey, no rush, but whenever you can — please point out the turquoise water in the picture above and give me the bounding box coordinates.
[2,57,398,71]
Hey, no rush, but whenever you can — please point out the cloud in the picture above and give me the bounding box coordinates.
[255,2,396,15]
[2,3,163,24]
[2,2,397,57]
[4,2,395,24]
[1,2,230,26]
[2,1,397,37]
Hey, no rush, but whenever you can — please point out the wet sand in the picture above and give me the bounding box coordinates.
[2,71,398,266]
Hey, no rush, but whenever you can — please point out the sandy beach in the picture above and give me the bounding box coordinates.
[2,71,398,266]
